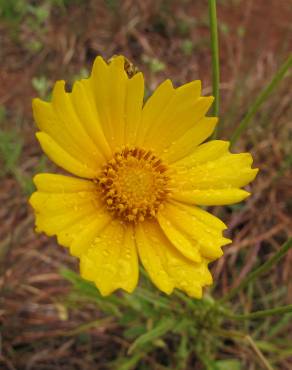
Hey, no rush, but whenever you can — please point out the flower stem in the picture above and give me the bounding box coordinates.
[220,238,292,303]
[208,0,220,137]
[230,54,292,147]
[225,305,292,320]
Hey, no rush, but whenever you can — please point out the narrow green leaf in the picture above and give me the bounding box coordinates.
[215,359,241,370]
[117,352,143,370]
[220,238,292,303]
[128,318,175,354]
[226,304,292,320]
[230,55,292,146]
[60,268,122,316]
[267,312,292,337]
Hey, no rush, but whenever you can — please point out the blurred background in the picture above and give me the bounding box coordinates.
[0,1,291,369]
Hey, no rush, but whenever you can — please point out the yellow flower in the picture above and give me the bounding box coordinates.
[29,55,258,298]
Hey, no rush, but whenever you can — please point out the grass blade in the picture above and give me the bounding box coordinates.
[220,238,292,303]
[128,318,175,354]
[226,305,292,320]
[230,55,292,146]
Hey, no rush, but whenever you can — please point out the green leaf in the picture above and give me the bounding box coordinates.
[124,325,146,340]
[0,128,22,176]
[60,268,122,316]
[115,352,143,370]
[214,359,242,370]
[128,317,175,354]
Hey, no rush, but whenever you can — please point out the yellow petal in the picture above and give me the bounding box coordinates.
[161,202,230,260]
[162,117,218,163]
[157,212,202,263]
[52,80,104,160]
[36,132,97,178]
[108,56,128,146]
[174,140,230,168]
[30,195,97,238]
[29,174,106,249]
[144,80,202,142]
[89,56,128,150]
[71,80,112,160]
[171,188,251,206]
[124,72,144,146]
[33,173,96,193]
[136,221,213,298]
[170,142,258,206]
[70,211,112,257]
[135,223,174,294]
[174,152,258,190]
[33,98,93,164]
[136,79,175,145]
[57,212,98,247]
[142,81,214,153]
[29,191,98,215]
[88,56,111,145]
[171,200,227,230]
[80,221,138,295]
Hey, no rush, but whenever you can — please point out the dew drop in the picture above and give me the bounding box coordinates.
[102,249,110,257]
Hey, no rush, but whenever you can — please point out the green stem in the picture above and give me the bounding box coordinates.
[226,305,292,321]
[230,54,292,147]
[208,0,220,137]
[220,238,292,303]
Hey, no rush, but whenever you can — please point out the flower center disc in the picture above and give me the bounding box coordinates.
[98,147,170,222]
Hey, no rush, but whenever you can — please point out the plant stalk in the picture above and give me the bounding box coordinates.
[226,305,292,321]
[220,238,292,303]
[208,0,220,137]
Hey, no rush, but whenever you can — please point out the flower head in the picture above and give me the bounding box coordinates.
[29,55,258,298]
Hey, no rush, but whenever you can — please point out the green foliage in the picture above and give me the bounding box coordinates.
[60,239,292,369]
[181,39,194,56]
[176,19,191,37]
[72,67,90,81]
[0,0,49,26]
[0,0,47,53]
[0,120,47,194]
[202,358,242,370]
[0,126,33,193]
[49,0,86,9]
[0,127,23,177]
[0,0,82,52]
[0,105,6,122]
[237,25,245,38]
[61,268,221,369]
[219,22,229,35]
[105,0,119,11]
[0,0,27,23]
[142,55,166,73]
[0,0,79,22]
[32,75,51,99]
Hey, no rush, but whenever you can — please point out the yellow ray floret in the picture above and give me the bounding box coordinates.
[80,221,138,296]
